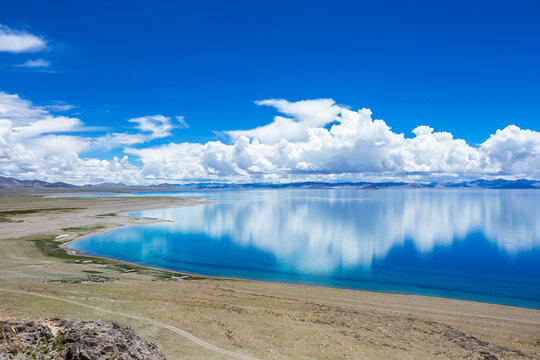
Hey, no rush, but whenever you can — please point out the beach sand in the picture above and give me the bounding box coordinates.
[0,191,539,359]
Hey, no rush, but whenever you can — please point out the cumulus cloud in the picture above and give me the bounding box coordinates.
[226,98,341,143]
[0,91,539,184]
[0,92,174,183]
[127,99,540,183]
[480,125,540,179]
[0,25,46,53]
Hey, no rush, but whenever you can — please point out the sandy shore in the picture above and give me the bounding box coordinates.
[0,193,209,240]
[1,191,539,359]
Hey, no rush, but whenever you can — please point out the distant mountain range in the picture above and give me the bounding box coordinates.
[1,176,539,190]
[0,176,178,190]
[0,177,77,189]
[179,179,540,190]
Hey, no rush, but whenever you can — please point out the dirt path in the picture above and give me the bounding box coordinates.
[0,287,259,360]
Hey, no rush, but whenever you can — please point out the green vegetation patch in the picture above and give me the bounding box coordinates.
[61,225,104,233]
[0,207,82,222]
[28,234,208,281]
[0,217,23,223]
[30,235,90,261]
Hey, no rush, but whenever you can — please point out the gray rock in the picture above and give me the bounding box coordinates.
[0,318,166,360]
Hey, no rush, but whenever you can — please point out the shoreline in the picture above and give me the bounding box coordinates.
[57,198,540,311]
[60,245,540,312]
[59,212,174,255]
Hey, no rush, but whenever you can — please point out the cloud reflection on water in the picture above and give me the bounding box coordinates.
[143,189,540,274]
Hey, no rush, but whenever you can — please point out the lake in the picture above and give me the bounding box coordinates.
[68,189,540,308]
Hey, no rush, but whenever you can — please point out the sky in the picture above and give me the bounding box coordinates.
[0,0,539,184]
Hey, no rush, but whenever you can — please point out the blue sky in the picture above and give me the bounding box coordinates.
[0,1,539,184]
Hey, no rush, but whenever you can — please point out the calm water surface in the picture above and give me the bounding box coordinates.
[68,189,540,308]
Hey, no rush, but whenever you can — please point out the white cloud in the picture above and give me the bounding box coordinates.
[42,103,76,112]
[129,115,175,138]
[0,92,539,184]
[480,125,540,179]
[0,92,144,183]
[176,116,189,129]
[0,25,46,53]
[16,58,50,67]
[11,116,84,139]
[0,91,51,125]
[94,114,184,149]
[226,98,341,143]
[128,99,540,183]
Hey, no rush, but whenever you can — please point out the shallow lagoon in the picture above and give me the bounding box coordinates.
[69,189,540,308]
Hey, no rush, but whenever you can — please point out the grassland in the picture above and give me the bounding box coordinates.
[0,191,539,359]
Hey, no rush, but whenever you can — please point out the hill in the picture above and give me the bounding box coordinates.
[1,175,539,190]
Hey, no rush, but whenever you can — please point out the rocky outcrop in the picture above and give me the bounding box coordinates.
[0,318,166,360]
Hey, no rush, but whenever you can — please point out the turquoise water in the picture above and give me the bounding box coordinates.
[68,189,540,308]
